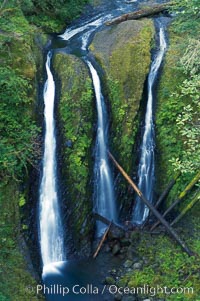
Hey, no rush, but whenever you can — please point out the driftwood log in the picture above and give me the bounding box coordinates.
[93,221,112,258]
[105,3,173,26]
[108,151,194,256]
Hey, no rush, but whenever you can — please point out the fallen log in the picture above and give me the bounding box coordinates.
[151,170,200,231]
[93,221,112,258]
[170,190,200,227]
[108,151,194,256]
[105,3,173,26]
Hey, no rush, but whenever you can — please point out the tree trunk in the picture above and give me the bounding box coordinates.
[108,151,194,256]
[151,170,200,231]
[170,190,200,227]
[105,3,174,26]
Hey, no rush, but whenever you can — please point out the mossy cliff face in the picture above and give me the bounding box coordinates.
[90,19,154,212]
[0,184,44,301]
[156,29,191,203]
[0,5,47,300]
[53,53,94,256]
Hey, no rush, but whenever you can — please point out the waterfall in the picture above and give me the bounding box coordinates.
[86,61,117,235]
[39,52,65,267]
[59,13,117,236]
[132,24,167,224]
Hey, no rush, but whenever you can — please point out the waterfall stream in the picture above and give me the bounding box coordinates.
[86,61,117,235]
[39,52,65,267]
[132,23,167,224]
[59,13,120,236]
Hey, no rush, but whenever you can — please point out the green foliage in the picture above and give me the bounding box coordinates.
[0,66,39,182]
[19,194,26,207]
[20,0,89,31]
[156,29,200,200]
[172,0,200,34]
[168,40,200,175]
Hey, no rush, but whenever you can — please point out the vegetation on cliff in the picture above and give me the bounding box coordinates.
[117,1,200,300]
[53,53,94,255]
[1,0,89,32]
[90,19,154,214]
[90,19,154,173]
[0,1,45,299]
[156,0,200,203]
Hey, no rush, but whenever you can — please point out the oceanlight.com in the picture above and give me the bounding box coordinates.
[34,284,194,297]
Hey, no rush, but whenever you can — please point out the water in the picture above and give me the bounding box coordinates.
[132,23,167,224]
[39,52,65,267]
[86,61,117,235]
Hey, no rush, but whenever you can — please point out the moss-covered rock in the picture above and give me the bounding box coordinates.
[90,19,154,213]
[53,53,94,256]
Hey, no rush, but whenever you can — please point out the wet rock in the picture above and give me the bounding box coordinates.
[121,238,131,247]
[127,246,139,260]
[108,228,125,240]
[112,243,121,255]
[123,260,133,269]
[110,269,117,276]
[65,140,72,147]
[133,262,143,270]
[130,231,141,243]
[104,276,115,285]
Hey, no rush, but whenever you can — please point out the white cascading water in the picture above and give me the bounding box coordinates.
[59,15,117,235]
[132,25,167,224]
[87,61,117,235]
[59,14,112,42]
[39,52,65,267]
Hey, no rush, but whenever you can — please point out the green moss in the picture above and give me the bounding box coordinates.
[0,183,43,300]
[53,53,94,253]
